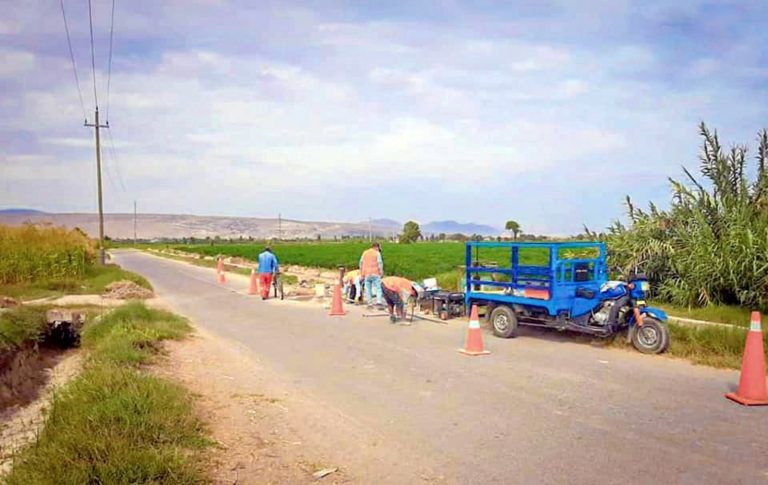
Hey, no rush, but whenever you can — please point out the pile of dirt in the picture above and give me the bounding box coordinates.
[0,297,19,309]
[102,281,154,300]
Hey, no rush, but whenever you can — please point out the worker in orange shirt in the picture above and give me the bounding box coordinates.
[359,242,383,308]
[381,276,424,323]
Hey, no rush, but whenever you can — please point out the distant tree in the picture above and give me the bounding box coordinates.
[505,220,521,240]
[447,233,468,242]
[399,221,422,244]
[438,233,447,241]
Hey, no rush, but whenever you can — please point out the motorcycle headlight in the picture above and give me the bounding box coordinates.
[640,281,650,292]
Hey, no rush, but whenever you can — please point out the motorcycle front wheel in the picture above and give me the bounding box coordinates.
[630,317,670,354]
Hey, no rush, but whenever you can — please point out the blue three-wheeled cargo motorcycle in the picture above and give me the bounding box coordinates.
[464,241,670,354]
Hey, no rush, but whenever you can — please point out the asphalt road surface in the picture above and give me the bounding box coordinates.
[113,250,768,484]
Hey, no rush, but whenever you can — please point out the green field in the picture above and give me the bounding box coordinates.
[173,241,560,285]
[171,241,606,292]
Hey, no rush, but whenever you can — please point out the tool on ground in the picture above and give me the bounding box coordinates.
[458,304,490,356]
[328,283,346,316]
[248,268,258,295]
[725,311,768,405]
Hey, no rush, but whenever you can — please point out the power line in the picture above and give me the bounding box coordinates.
[59,0,87,120]
[106,0,116,122]
[87,0,99,108]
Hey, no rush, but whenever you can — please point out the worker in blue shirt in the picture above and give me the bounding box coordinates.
[257,246,279,299]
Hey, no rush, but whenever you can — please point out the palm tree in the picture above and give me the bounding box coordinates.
[505,220,521,240]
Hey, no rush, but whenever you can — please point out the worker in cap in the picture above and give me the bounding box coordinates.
[359,242,384,308]
[381,276,423,323]
[257,246,279,299]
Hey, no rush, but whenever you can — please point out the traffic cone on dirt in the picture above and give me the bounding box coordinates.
[248,268,258,295]
[458,305,490,356]
[328,283,346,316]
[725,311,768,406]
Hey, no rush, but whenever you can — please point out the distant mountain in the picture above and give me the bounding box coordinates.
[422,220,499,236]
[368,218,401,229]
[0,208,46,215]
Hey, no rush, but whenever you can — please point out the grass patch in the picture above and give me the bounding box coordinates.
[0,263,152,302]
[666,322,767,370]
[657,303,754,327]
[5,302,210,484]
[0,306,49,351]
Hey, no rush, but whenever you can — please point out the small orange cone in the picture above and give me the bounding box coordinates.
[216,258,226,284]
[726,311,768,405]
[248,268,258,295]
[458,305,490,356]
[328,283,346,316]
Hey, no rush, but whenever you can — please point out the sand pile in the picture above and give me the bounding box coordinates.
[103,281,154,300]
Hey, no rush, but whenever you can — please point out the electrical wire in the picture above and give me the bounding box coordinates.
[87,0,99,108]
[106,0,116,122]
[59,0,87,120]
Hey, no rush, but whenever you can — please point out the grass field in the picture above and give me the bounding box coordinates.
[5,302,210,483]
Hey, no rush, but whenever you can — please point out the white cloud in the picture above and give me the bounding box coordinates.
[0,48,35,78]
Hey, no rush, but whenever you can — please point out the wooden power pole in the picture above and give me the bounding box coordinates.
[85,107,109,265]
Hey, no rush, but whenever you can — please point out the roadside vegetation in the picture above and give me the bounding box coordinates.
[0,224,151,301]
[0,306,49,351]
[5,302,210,484]
[604,123,768,311]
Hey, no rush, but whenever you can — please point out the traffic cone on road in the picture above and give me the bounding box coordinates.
[328,283,346,316]
[248,268,258,295]
[458,305,490,356]
[216,258,226,284]
[726,311,768,405]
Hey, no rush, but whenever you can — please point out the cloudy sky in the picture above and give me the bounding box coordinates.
[1,1,767,234]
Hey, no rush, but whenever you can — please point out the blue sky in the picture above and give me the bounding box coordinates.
[1,0,767,234]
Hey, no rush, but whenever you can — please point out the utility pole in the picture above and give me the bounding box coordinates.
[368,217,372,242]
[85,107,108,265]
[133,200,137,246]
[278,213,282,240]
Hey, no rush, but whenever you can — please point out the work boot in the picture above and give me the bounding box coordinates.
[389,314,397,324]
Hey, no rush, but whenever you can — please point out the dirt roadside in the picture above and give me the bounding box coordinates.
[151,325,361,484]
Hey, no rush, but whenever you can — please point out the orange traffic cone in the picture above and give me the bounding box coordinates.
[726,311,768,406]
[218,271,226,284]
[328,283,346,316]
[248,268,258,295]
[216,257,224,274]
[458,305,490,356]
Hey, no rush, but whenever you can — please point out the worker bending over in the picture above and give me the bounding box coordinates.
[257,246,279,300]
[381,276,423,323]
[359,242,384,308]
[342,269,363,304]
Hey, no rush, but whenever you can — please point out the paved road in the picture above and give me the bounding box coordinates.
[114,250,767,484]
